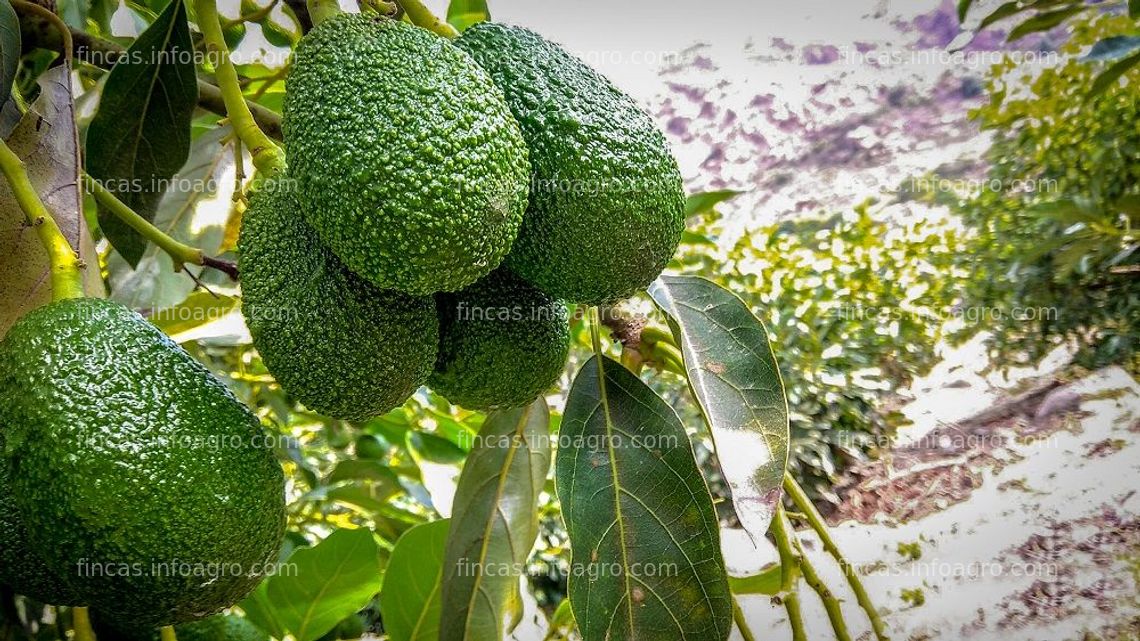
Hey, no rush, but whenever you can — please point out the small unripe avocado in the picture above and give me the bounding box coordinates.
[239,178,439,420]
[456,23,686,305]
[284,13,531,295]
[0,298,286,628]
[430,269,570,410]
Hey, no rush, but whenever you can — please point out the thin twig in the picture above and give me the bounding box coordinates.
[784,473,890,640]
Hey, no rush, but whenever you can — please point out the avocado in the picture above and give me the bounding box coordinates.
[283,13,530,295]
[430,269,570,410]
[455,23,686,305]
[239,178,439,420]
[92,613,268,641]
[0,298,286,627]
[0,459,83,606]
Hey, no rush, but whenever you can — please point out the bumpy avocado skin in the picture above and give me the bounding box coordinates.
[92,613,269,641]
[283,14,530,295]
[0,459,84,605]
[456,23,686,305]
[430,269,570,410]
[0,298,286,627]
[239,179,439,420]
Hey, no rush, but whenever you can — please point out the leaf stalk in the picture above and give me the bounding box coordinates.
[0,139,86,301]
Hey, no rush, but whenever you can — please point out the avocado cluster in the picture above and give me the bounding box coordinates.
[246,11,683,414]
[0,298,286,627]
[92,612,271,641]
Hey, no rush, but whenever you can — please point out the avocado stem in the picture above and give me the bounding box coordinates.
[82,174,239,281]
[395,0,458,38]
[193,0,286,177]
[0,139,86,302]
[160,625,178,641]
[71,607,97,641]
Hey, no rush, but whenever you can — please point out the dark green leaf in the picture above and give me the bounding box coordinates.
[265,528,383,641]
[957,0,975,21]
[1088,50,1140,98]
[684,189,743,217]
[556,356,733,641]
[977,1,1022,30]
[0,66,104,337]
[106,125,235,313]
[1085,35,1140,61]
[0,0,18,102]
[446,0,489,32]
[439,400,553,641]
[86,0,198,266]
[728,565,781,595]
[1131,0,1139,19]
[381,520,449,641]
[649,275,790,541]
[1007,5,1084,41]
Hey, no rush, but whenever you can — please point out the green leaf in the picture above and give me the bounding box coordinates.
[556,356,733,641]
[239,582,289,640]
[1085,35,1140,61]
[684,189,743,217]
[976,1,1022,30]
[957,0,975,21]
[381,520,450,641]
[106,125,235,314]
[148,290,238,336]
[446,0,489,32]
[1006,5,1084,41]
[728,565,781,595]
[439,400,553,641]
[86,0,198,266]
[0,0,18,101]
[1088,50,1140,99]
[1131,0,1139,19]
[327,459,402,486]
[266,528,384,641]
[0,66,104,337]
[649,275,790,542]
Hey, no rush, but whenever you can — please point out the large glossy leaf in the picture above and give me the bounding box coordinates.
[649,275,789,541]
[439,400,552,641]
[381,519,450,641]
[86,0,197,265]
[446,0,489,31]
[0,0,17,101]
[556,356,732,641]
[106,125,235,313]
[265,528,384,641]
[0,66,103,336]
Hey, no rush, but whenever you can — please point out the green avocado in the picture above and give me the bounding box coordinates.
[92,613,269,641]
[283,13,530,295]
[0,459,83,605]
[430,269,570,410]
[0,298,286,628]
[456,23,686,305]
[239,178,439,420]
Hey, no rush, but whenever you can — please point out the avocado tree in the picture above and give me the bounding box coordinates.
[0,1,890,641]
